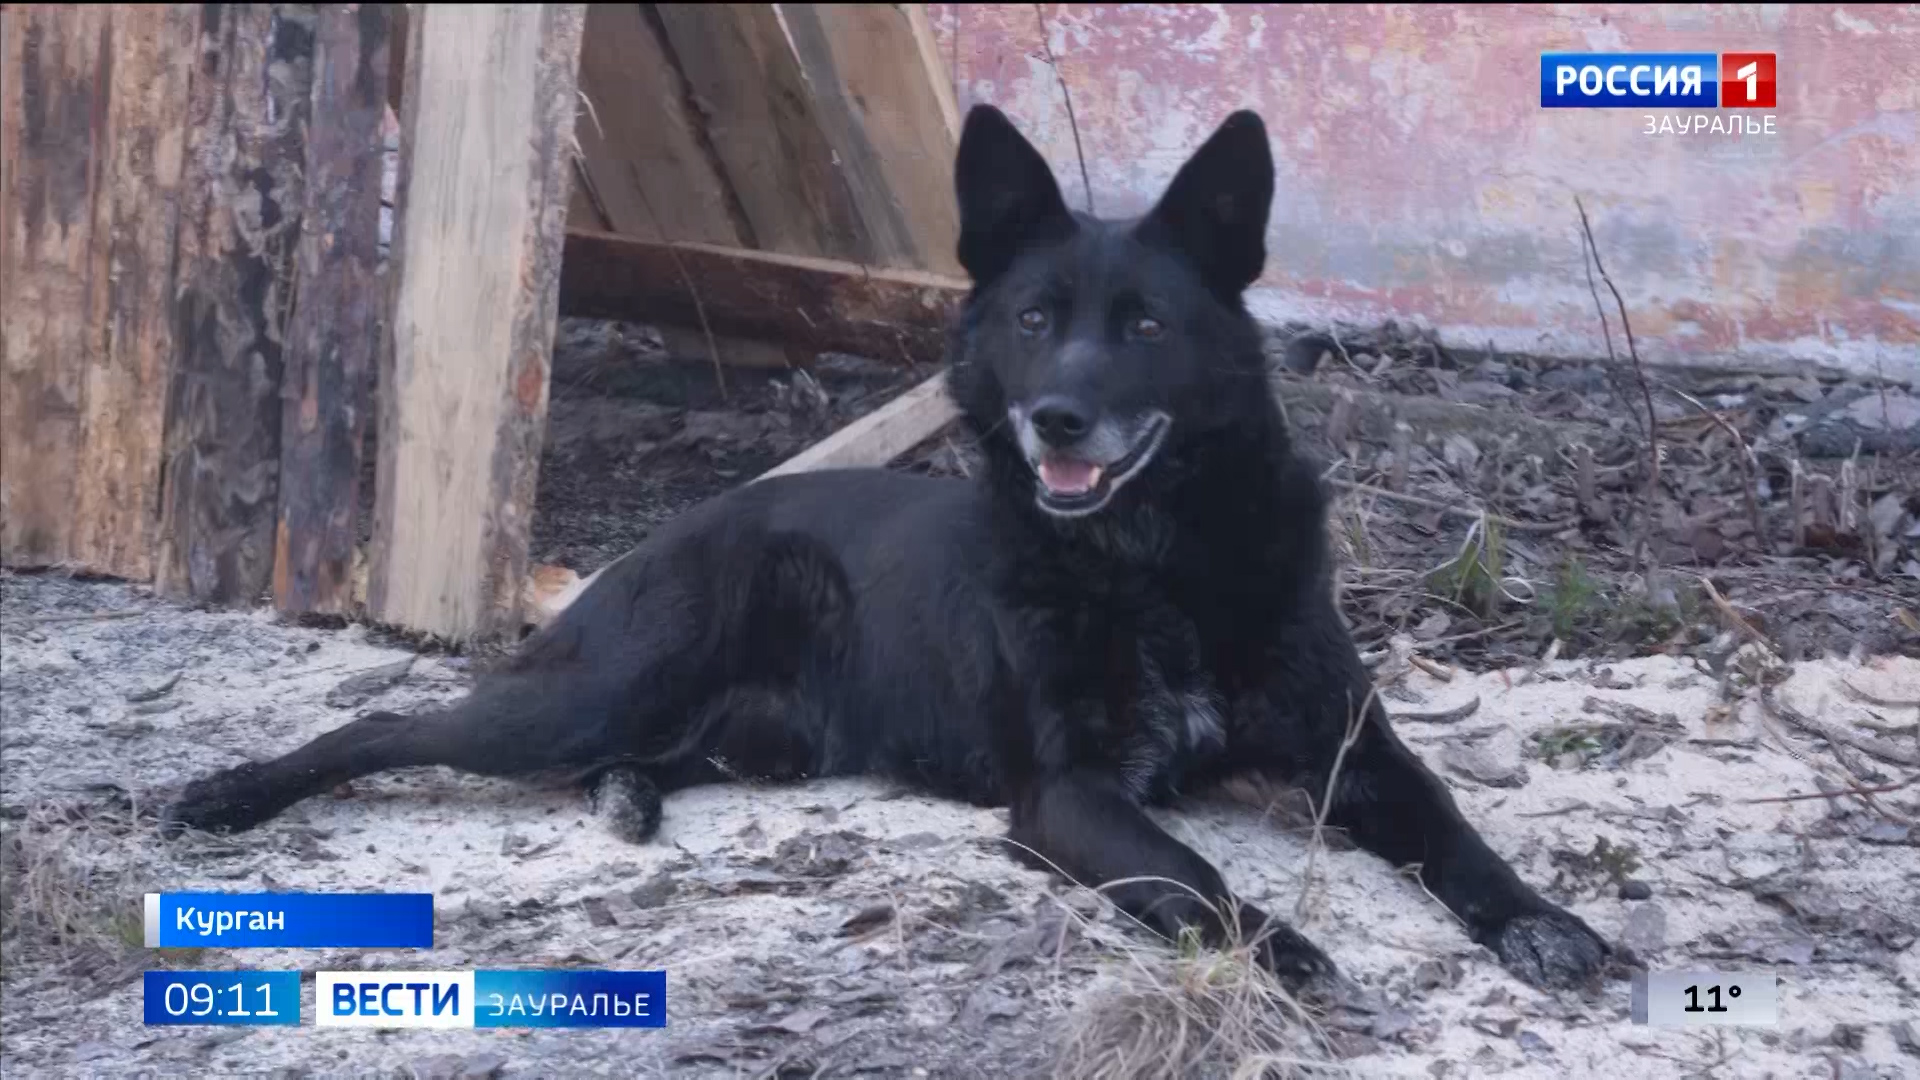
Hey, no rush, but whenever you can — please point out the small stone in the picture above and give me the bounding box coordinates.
[126,671,181,703]
[1891,1020,1920,1057]
[1618,880,1653,900]
[1442,745,1529,788]
[1621,903,1667,956]
[1369,1009,1416,1040]
[325,657,415,709]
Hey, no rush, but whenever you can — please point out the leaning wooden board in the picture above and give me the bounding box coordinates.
[367,4,586,642]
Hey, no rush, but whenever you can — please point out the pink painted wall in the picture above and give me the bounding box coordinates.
[928,4,1920,379]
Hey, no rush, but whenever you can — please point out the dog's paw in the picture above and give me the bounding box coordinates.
[1491,908,1609,990]
[160,764,278,839]
[1244,912,1341,988]
[586,767,662,844]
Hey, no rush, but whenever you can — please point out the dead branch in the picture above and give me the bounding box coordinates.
[1391,695,1481,724]
[1739,775,1918,806]
[1840,681,1920,711]
[1697,576,1775,653]
[1327,478,1575,534]
[1762,685,1920,769]
[1387,422,1412,492]
[1662,384,1768,551]
[1031,4,1094,214]
[1789,459,1807,548]
[1575,197,1661,581]
[1296,682,1379,921]
[0,609,145,630]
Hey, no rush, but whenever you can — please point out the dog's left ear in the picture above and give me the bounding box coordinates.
[1139,111,1275,297]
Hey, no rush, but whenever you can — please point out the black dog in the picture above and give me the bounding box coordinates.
[165,106,1608,990]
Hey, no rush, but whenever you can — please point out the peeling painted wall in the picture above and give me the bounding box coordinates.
[929,4,1920,379]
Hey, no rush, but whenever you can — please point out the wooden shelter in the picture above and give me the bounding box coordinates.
[1,4,969,642]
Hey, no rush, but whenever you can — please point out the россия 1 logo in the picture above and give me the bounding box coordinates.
[1539,51,1777,136]
[1719,52,1776,108]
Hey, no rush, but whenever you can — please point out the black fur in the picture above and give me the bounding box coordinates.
[165,107,1609,991]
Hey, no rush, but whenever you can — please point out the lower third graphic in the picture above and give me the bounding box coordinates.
[316,970,665,1029]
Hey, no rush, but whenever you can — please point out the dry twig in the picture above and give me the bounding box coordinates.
[1663,384,1768,550]
[0,609,144,630]
[1328,477,1574,534]
[1031,4,1094,214]
[1697,576,1775,653]
[1762,685,1920,769]
[1575,197,1661,580]
[1295,682,1379,921]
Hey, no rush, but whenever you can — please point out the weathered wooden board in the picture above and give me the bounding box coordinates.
[776,3,964,274]
[1,5,109,569]
[570,3,748,245]
[651,3,870,262]
[368,4,586,641]
[156,5,315,603]
[757,371,958,480]
[558,229,967,367]
[0,6,196,580]
[274,3,390,616]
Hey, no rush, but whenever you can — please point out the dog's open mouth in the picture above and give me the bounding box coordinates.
[1032,414,1171,516]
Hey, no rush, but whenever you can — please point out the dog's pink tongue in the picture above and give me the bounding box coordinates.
[1039,458,1101,496]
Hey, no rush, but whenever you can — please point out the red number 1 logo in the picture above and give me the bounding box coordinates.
[1720,53,1776,108]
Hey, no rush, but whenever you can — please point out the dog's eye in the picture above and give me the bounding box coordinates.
[1017,308,1049,334]
[1130,316,1165,340]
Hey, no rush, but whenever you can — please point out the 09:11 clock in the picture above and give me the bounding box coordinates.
[143,971,302,1026]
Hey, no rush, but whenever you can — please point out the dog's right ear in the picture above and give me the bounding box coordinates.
[954,105,1074,285]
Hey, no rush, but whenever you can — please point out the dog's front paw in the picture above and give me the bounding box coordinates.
[160,763,280,839]
[1490,908,1609,990]
[1240,906,1341,988]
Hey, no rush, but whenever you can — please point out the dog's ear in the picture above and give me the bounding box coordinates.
[1139,110,1274,297]
[954,105,1074,285]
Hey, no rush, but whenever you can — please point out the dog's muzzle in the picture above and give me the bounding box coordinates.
[1010,407,1173,517]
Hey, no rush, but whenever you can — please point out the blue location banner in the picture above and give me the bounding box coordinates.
[144,971,303,1026]
[146,892,433,949]
[475,970,666,1028]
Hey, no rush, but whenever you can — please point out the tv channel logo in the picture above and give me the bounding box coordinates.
[1540,52,1777,109]
[1720,52,1776,108]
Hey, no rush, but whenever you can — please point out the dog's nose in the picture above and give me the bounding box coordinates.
[1029,396,1094,447]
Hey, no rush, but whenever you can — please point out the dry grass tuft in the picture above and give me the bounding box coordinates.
[1045,883,1344,1080]
[0,801,199,988]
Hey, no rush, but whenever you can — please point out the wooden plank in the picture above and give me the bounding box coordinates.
[368,4,586,642]
[0,6,196,580]
[757,372,958,480]
[274,3,391,616]
[558,228,967,366]
[569,3,747,245]
[0,5,110,569]
[156,5,315,603]
[902,3,962,140]
[776,3,963,274]
[651,3,871,262]
[80,6,198,581]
